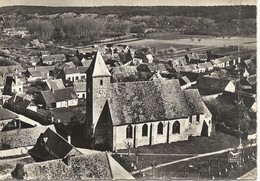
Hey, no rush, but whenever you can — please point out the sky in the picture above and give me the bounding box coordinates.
[0,0,257,7]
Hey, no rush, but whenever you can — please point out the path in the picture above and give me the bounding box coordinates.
[131,143,256,174]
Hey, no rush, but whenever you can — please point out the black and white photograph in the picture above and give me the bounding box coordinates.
[0,0,257,180]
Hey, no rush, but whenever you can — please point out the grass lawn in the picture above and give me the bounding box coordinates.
[115,132,250,171]
[142,147,256,179]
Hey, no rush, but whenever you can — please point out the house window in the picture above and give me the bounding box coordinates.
[68,77,71,81]
[83,94,85,98]
[19,88,21,92]
[189,116,192,123]
[157,122,163,135]
[142,124,148,137]
[100,79,103,86]
[126,125,132,138]
[196,115,200,122]
[172,121,180,134]
[75,76,79,80]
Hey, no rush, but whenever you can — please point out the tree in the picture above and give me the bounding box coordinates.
[124,141,132,156]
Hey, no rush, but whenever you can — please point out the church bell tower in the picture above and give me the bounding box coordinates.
[85,50,111,147]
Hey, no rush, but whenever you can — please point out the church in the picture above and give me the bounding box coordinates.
[85,51,212,151]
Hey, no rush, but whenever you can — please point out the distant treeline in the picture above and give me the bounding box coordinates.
[26,17,145,41]
[0,6,256,22]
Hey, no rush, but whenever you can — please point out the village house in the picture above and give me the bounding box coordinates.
[38,87,78,108]
[46,79,65,92]
[179,76,192,89]
[59,66,88,82]
[185,53,200,64]
[3,75,24,95]
[149,72,165,81]
[110,66,138,82]
[84,51,212,151]
[173,64,199,73]
[210,56,232,68]
[0,124,55,151]
[197,76,236,95]
[40,54,66,65]
[73,81,86,99]
[197,62,214,72]
[168,56,187,67]
[197,54,208,62]
[12,128,134,180]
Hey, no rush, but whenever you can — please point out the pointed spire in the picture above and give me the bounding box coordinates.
[87,50,111,77]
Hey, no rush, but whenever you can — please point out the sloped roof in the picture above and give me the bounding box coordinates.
[0,107,18,120]
[73,81,86,92]
[198,54,208,60]
[87,51,111,78]
[35,66,55,74]
[110,66,137,74]
[29,128,75,161]
[174,65,198,72]
[180,76,191,85]
[42,54,66,61]
[183,89,206,115]
[149,72,163,80]
[198,62,213,69]
[186,53,200,60]
[46,79,65,91]
[0,125,56,149]
[197,76,234,95]
[0,76,4,86]
[78,66,88,74]
[54,87,78,102]
[30,70,42,77]
[211,56,231,65]
[40,90,56,104]
[81,60,92,67]
[23,153,113,180]
[64,67,79,75]
[15,99,33,109]
[247,74,256,86]
[109,79,190,125]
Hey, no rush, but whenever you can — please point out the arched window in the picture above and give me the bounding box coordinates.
[142,124,148,137]
[157,122,163,135]
[126,125,132,138]
[172,121,180,134]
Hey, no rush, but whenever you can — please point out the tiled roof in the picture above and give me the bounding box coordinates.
[0,125,56,149]
[40,90,56,104]
[197,76,233,94]
[183,89,206,115]
[42,54,66,61]
[23,153,113,180]
[211,56,231,65]
[197,54,208,60]
[64,67,79,75]
[180,76,191,85]
[29,128,75,161]
[0,107,18,120]
[78,66,88,74]
[174,65,198,72]
[110,66,137,74]
[247,74,256,86]
[53,87,77,102]
[109,79,190,125]
[73,81,86,92]
[46,79,65,91]
[81,60,92,67]
[198,62,213,69]
[30,71,42,77]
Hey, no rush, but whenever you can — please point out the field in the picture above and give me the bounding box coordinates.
[122,36,256,52]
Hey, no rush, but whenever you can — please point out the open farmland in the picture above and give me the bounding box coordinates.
[122,36,256,51]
